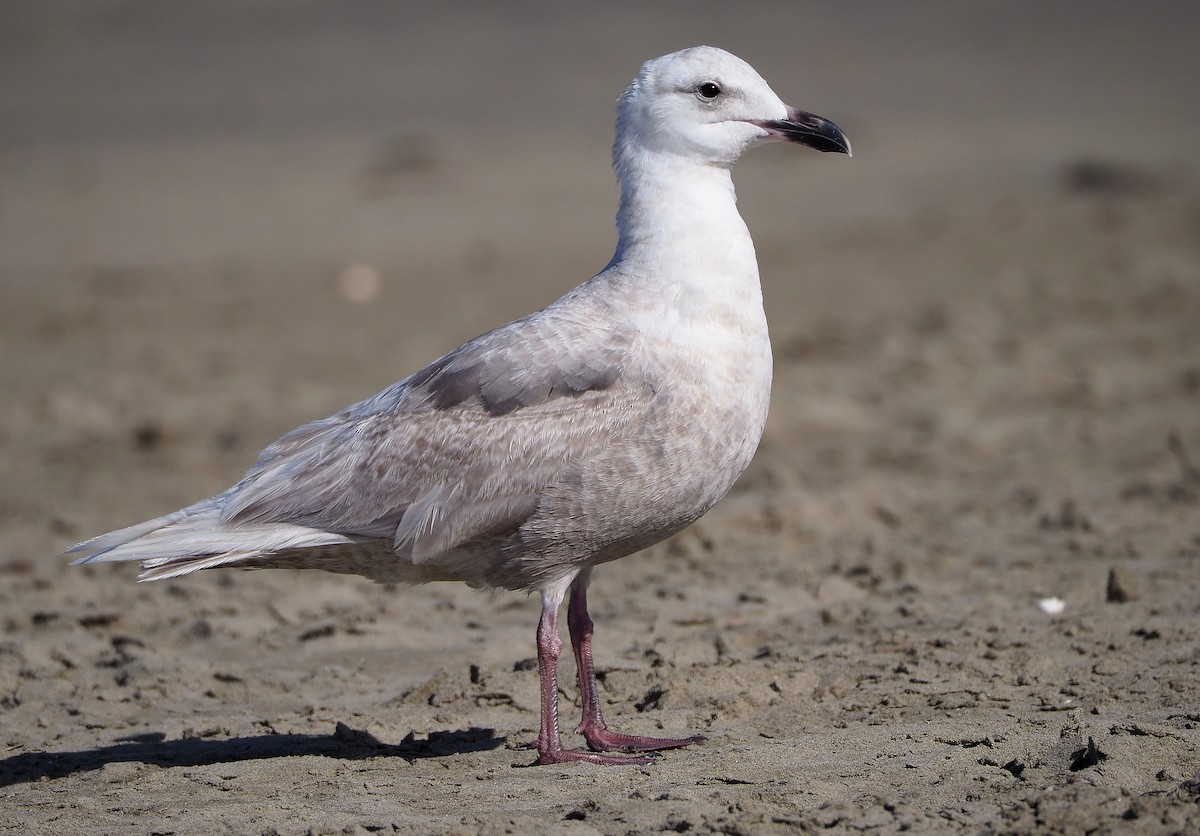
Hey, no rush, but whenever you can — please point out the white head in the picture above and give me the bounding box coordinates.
[615,46,850,170]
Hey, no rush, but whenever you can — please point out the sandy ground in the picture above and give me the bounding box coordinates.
[3,2,1200,833]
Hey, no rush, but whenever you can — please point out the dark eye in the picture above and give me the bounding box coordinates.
[697,81,722,100]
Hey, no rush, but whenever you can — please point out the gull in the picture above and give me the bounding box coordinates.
[67,46,850,766]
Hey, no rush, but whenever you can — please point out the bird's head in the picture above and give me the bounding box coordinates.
[615,46,850,169]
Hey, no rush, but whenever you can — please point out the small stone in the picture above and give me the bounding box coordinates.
[1106,566,1139,603]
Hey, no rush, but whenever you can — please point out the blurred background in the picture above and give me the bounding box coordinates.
[2,3,1200,829]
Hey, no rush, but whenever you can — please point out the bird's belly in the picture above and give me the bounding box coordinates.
[529,334,772,568]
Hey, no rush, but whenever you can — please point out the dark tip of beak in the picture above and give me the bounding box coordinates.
[752,107,852,156]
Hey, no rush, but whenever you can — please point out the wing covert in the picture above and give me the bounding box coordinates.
[220,311,645,560]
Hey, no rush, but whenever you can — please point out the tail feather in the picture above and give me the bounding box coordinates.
[65,505,204,561]
[67,498,362,581]
[137,551,268,582]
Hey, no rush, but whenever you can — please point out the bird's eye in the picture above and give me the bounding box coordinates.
[696,81,722,100]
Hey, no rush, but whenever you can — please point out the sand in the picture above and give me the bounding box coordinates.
[3,2,1200,833]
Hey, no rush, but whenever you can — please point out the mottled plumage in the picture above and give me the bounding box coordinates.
[68,46,849,765]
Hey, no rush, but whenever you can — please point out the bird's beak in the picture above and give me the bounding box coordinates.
[751,106,851,156]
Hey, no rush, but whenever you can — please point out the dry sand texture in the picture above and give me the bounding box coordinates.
[3,3,1200,833]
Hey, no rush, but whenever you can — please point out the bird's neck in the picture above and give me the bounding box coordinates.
[608,148,759,290]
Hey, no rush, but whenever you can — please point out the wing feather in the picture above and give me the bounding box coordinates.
[220,310,645,562]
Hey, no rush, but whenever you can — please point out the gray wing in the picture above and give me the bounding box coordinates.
[220,308,643,563]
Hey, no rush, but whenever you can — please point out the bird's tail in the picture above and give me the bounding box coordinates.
[65,498,358,582]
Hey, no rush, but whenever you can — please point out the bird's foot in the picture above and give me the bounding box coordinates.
[578,721,706,753]
[536,743,653,766]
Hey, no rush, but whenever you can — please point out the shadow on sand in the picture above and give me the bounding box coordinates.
[0,723,506,786]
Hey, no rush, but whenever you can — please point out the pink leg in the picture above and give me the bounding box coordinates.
[535,580,651,765]
[567,571,705,754]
